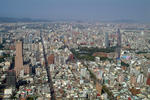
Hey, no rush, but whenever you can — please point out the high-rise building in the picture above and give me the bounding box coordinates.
[29,33,33,44]
[105,32,109,48]
[14,41,29,77]
[117,29,121,47]
[6,70,16,87]
[116,29,121,59]
[14,41,24,76]
[0,34,3,44]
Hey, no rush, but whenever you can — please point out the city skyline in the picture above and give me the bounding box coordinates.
[0,0,150,99]
[0,20,150,100]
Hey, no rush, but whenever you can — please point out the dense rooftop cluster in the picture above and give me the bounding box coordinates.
[0,22,150,100]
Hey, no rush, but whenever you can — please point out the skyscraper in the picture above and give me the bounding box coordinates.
[117,29,121,47]
[14,41,24,76]
[116,29,121,59]
[6,70,16,87]
[105,32,109,48]
[0,34,3,44]
[29,33,33,44]
[14,41,29,76]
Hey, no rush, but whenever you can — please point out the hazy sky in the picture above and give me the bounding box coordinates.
[0,0,150,21]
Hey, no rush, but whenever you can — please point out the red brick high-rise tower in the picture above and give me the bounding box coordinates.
[14,41,29,76]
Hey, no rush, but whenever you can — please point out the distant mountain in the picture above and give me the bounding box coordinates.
[110,19,139,23]
[0,17,146,23]
[0,17,51,23]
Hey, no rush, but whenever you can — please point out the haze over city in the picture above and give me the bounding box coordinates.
[0,0,150,22]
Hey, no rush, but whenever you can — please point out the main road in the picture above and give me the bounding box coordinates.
[40,32,56,100]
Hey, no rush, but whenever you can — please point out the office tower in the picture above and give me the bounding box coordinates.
[117,29,121,47]
[116,29,121,59]
[6,70,16,87]
[14,41,29,76]
[0,34,3,44]
[24,34,28,44]
[105,32,109,48]
[29,33,33,43]
[14,41,24,76]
